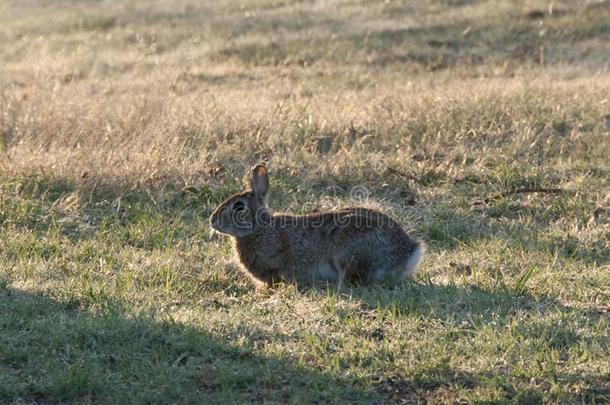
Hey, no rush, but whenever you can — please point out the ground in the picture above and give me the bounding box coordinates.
[0,0,609,403]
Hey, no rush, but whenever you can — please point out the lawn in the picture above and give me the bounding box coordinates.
[0,0,609,403]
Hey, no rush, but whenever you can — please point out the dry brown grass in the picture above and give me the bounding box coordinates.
[1,0,608,190]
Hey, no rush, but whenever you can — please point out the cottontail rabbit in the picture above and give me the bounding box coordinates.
[209,164,425,287]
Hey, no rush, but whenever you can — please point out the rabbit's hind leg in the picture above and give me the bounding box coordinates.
[332,253,370,286]
[313,261,339,282]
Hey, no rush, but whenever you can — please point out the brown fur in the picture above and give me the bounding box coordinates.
[209,164,425,287]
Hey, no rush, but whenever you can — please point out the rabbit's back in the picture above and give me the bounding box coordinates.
[268,208,421,284]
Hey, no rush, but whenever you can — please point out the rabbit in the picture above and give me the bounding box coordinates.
[209,163,425,287]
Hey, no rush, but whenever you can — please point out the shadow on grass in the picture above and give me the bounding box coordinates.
[354,280,605,327]
[372,365,608,404]
[344,281,609,402]
[0,285,374,403]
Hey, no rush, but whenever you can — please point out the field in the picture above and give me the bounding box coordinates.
[1,0,609,403]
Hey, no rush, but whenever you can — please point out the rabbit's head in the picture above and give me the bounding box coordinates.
[209,163,271,237]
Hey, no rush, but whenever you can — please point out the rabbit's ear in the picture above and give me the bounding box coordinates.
[251,163,269,198]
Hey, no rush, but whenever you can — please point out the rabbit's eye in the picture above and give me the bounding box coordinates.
[233,201,246,212]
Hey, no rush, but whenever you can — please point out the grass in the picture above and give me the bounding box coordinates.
[1,0,609,403]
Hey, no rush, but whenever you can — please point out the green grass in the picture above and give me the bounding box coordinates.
[1,0,609,403]
[1,164,608,403]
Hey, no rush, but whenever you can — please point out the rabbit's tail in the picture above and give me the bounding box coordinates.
[403,242,426,277]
